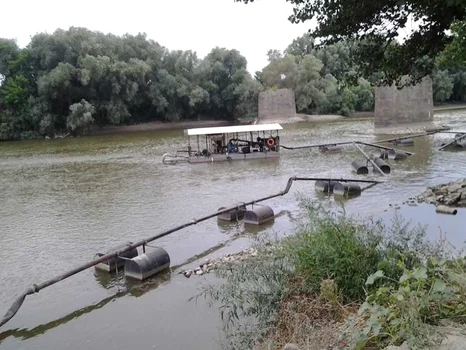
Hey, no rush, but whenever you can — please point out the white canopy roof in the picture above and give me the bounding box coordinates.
[185,123,283,136]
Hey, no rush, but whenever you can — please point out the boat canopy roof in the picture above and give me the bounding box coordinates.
[184,123,283,136]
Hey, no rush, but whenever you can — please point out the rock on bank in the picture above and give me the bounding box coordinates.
[417,178,466,208]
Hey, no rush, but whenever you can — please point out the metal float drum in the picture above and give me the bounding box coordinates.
[217,203,247,221]
[388,150,408,160]
[94,242,138,272]
[455,139,466,149]
[351,160,369,175]
[373,158,391,174]
[124,247,170,281]
[333,183,362,197]
[436,205,458,215]
[375,149,390,159]
[243,205,274,225]
[315,180,340,193]
[320,145,343,153]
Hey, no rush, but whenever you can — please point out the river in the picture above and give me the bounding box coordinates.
[1,112,466,349]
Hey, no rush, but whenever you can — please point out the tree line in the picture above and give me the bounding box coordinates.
[238,0,466,86]
[0,28,260,140]
[261,34,466,116]
[0,27,465,140]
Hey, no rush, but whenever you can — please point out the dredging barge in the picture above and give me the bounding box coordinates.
[162,123,283,164]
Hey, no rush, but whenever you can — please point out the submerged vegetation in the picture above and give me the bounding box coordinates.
[1,26,466,141]
[196,199,466,349]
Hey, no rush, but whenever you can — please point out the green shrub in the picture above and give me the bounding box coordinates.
[343,257,466,349]
[287,201,384,302]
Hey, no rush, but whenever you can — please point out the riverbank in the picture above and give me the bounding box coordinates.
[198,181,466,350]
[87,103,466,137]
[87,119,242,135]
[88,114,354,136]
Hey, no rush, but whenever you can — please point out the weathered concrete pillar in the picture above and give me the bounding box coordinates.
[374,76,434,134]
[258,88,296,122]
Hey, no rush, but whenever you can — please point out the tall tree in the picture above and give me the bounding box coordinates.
[237,0,466,86]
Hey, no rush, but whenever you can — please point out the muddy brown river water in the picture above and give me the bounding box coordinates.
[1,112,466,349]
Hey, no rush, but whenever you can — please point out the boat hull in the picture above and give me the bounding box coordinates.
[188,151,280,163]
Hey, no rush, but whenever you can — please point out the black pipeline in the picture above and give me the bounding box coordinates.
[281,140,414,156]
[0,176,383,329]
[438,133,466,151]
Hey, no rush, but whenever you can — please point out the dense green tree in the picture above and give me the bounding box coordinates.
[440,21,466,67]
[432,69,454,103]
[66,99,95,135]
[1,25,466,141]
[237,0,466,86]
[0,28,263,140]
[285,35,314,58]
[349,78,374,112]
[261,54,298,90]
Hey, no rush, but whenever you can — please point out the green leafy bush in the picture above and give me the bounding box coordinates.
[344,257,466,349]
[287,202,383,302]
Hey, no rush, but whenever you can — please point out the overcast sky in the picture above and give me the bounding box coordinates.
[1,0,313,74]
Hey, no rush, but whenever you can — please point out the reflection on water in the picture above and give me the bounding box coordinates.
[216,209,296,236]
[0,292,125,342]
[0,112,466,349]
[0,270,172,343]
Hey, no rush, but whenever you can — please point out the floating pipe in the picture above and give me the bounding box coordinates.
[352,143,387,176]
[281,131,447,153]
[244,205,275,225]
[391,138,414,146]
[0,176,383,328]
[373,158,391,174]
[436,205,458,215]
[352,160,369,175]
[357,141,413,156]
[374,132,438,145]
[320,145,343,153]
[439,133,466,151]
[425,127,451,133]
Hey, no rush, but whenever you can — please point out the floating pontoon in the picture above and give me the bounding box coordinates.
[162,123,283,164]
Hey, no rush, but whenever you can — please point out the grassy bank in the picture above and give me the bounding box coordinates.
[197,199,466,350]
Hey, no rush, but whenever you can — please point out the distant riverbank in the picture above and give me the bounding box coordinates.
[83,103,466,136]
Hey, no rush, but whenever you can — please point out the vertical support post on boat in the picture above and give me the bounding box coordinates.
[197,135,200,154]
[188,136,191,157]
[277,130,280,151]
